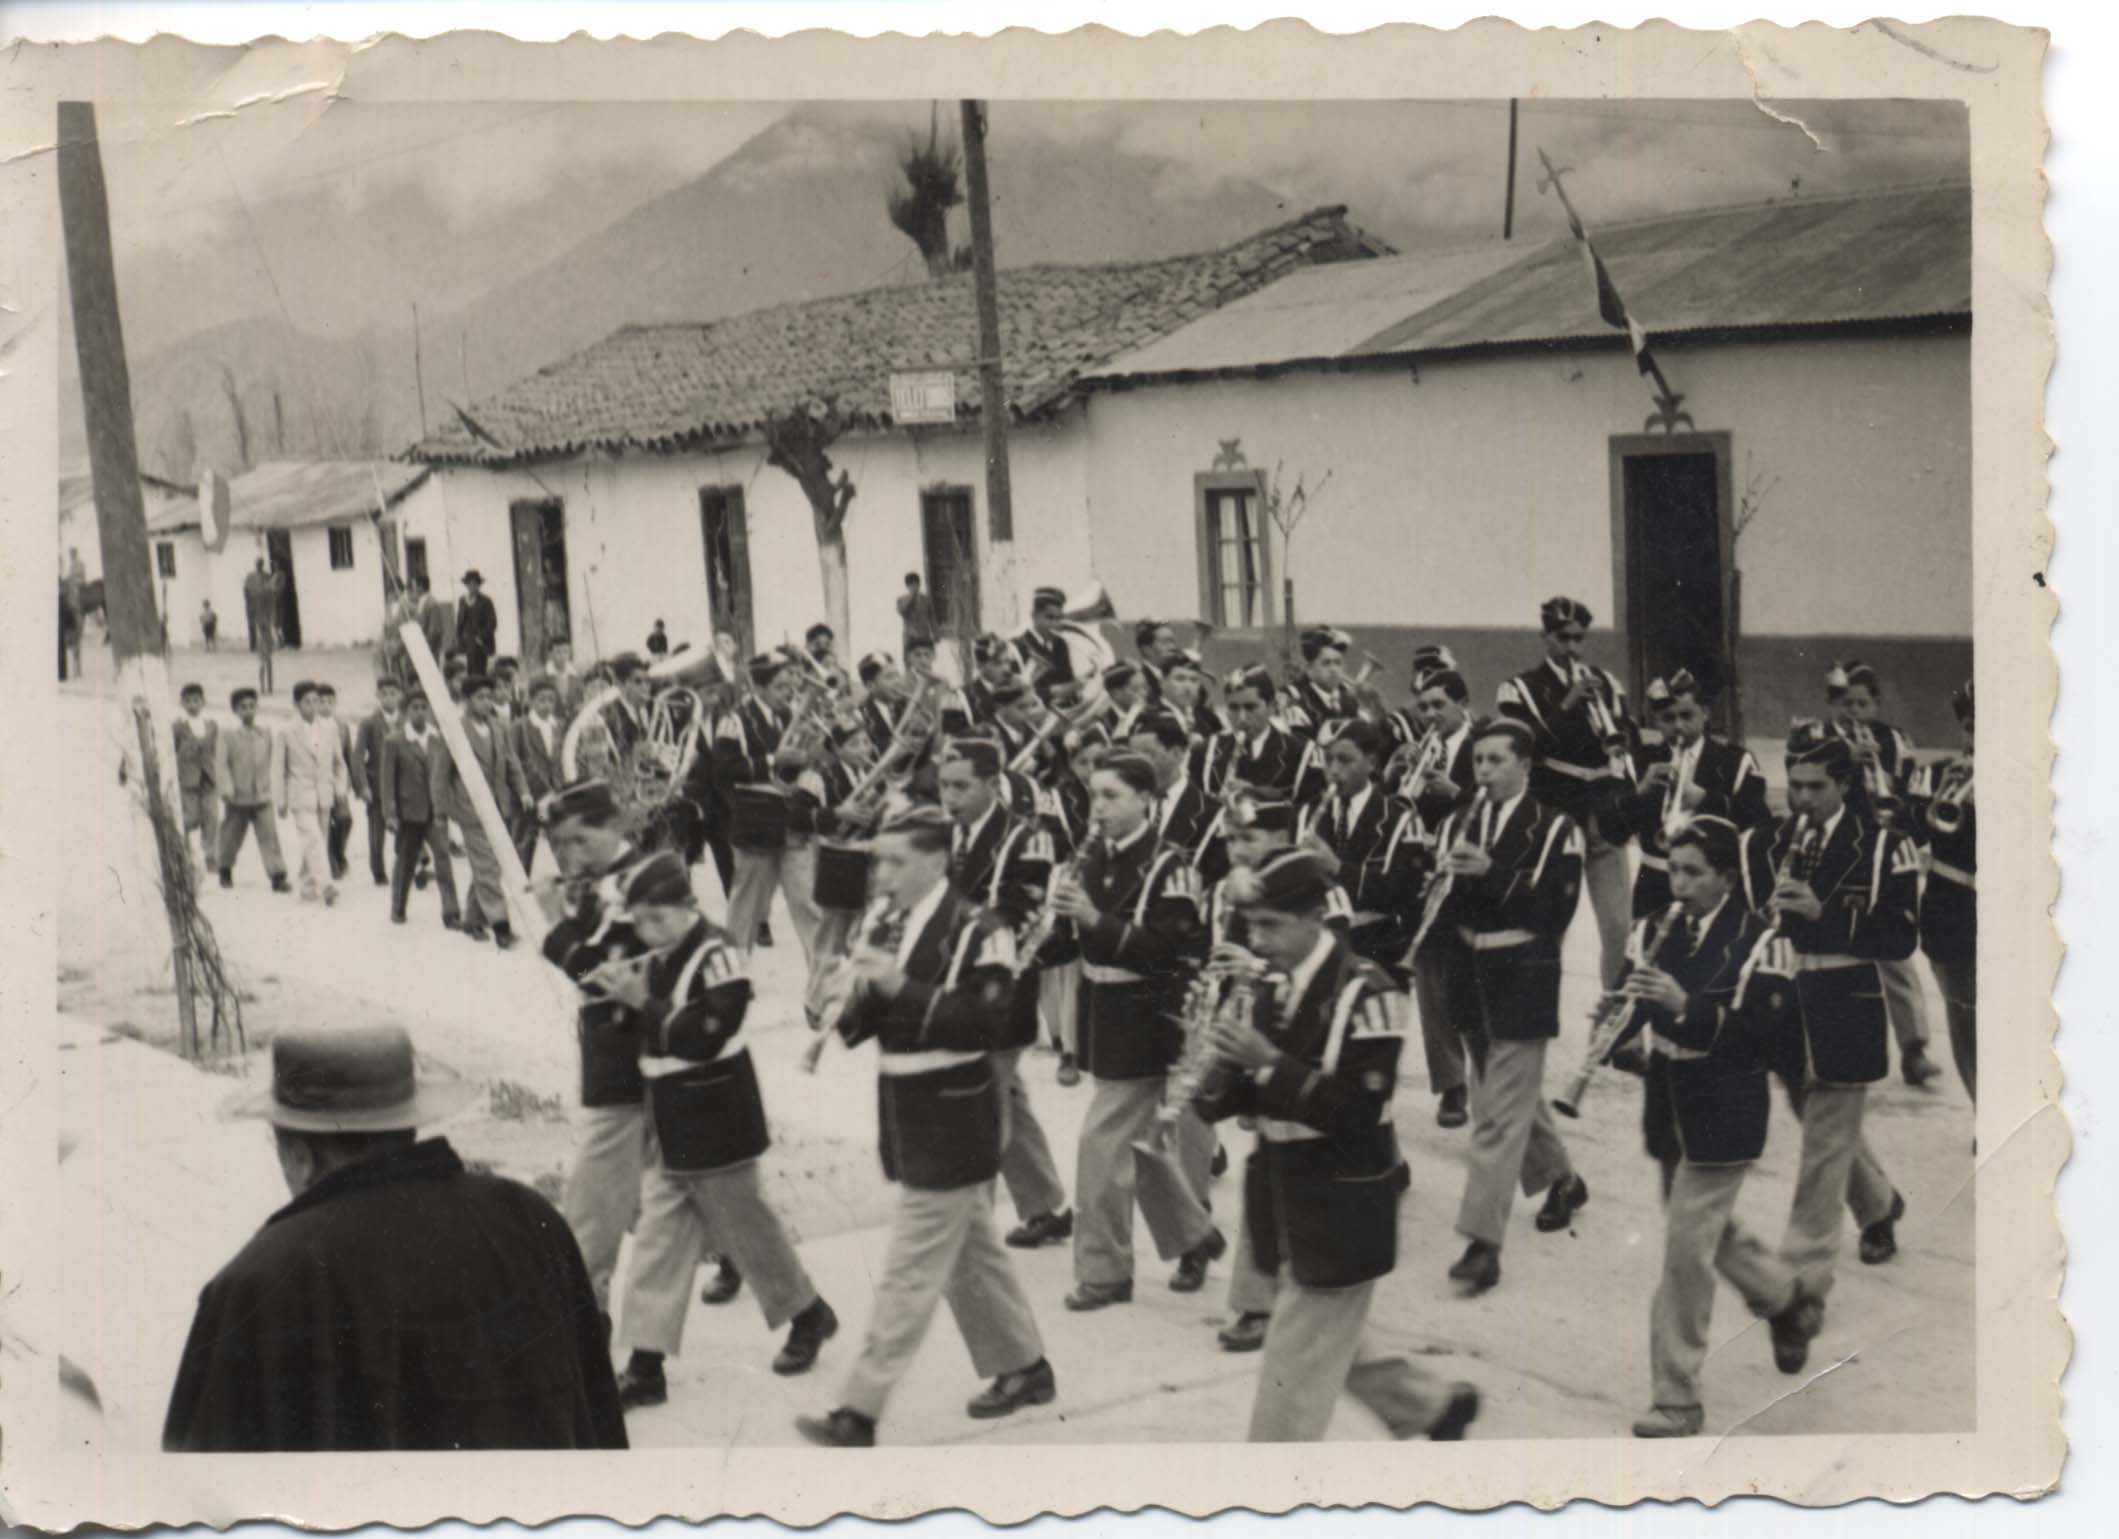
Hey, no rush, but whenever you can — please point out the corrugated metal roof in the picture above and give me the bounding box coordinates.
[405,207,1395,468]
[1084,183,1970,386]
[142,460,427,536]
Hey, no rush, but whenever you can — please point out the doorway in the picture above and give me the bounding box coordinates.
[264,529,301,648]
[700,485,754,658]
[1609,433,1733,734]
[509,498,570,666]
[404,536,430,594]
[920,486,981,638]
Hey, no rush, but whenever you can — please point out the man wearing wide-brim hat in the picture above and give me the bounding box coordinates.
[162,1024,626,1452]
[455,567,499,678]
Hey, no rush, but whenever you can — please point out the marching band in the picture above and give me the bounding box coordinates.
[516,588,1976,1446]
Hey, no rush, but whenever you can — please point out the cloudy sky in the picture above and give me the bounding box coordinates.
[87,75,1968,358]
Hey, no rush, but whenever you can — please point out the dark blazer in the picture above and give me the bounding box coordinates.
[1299,786,1424,972]
[379,728,445,827]
[173,716,218,794]
[1739,810,1920,1085]
[949,805,1057,1051]
[1632,900,1787,1167]
[1052,829,1207,1080]
[356,710,398,803]
[540,843,654,1107]
[1206,722,1320,805]
[636,917,767,1172]
[1625,735,1772,915]
[1282,674,1359,742]
[455,592,498,661]
[713,696,788,787]
[1196,936,1410,1290]
[1435,793,1585,1041]
[163,1138,624,1452]
[1405,719,1484,833]
[835,888,1018,1191]
[1909,755,1976,964]
[512,712,566,805]
[432,714,529,827]
[1496,660,1640,830]
[1153,774,1228,883]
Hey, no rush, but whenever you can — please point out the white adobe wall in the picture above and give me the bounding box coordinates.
[1080,332,1972,640]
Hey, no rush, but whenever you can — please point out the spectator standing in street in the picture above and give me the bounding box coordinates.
[213,687,290,893]
[273,680,350,905]
[200,598,219,651]
[456,570,498,678]
[431,673,529,949]
[163,1023,627,1452]
[897,573,938,659]
[380,689,462,928]
[416,578,455,668]
[511,675,566,874]
[318,683,360,883]
[646,619,670,658]
[357,677,404,887]
[173,683,221,874]
[243,560,282,696]
[58,582,81,681]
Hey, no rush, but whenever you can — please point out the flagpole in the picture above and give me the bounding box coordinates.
[1503,99,1519,239]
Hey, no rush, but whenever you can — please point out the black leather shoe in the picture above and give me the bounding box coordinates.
[1170,1228,1227,1293]
[966,1358,1056,1419]
[772,1298,838,1376]
[615,1365,667,1410]
[218,868,234,890]
[1534,1175,1590,1233]
[1004,1210,1074,1249]
[795,1407,875,1447]
[492,923,518,952]
[1860,1192,1906,1265]
[699,1260,744,1305]
[463,924,490,943]
[1436,1086,1468,1128]
[1056,1052,1081,1087]
[270,876,292,893]
[1768,1280,1819,1374]
[1448,1240,1500,1294]
[1217,1312,1271,1353]
[442,914,462,930]
[1427,1382,1482,1440]
[391,911,407,925]
[1063,1279,1133,1312]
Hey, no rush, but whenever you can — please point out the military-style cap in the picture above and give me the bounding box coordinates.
[623,850,695,907]
[1473,718,1537,758]
[1245,847,1336,912]
[942,737,1004,777]
[1646,668,1705,707]
[749,653,788,687]
[1225,662,1276,699]
[857,650,896,685]
[1540,595,1592,633]
[1299,626,1346,662]
[1032,586,1067,610]
[880,804,953,839]
[542,778,619,827]
[1786,720,1855,777]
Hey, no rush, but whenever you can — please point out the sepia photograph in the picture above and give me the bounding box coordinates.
[0,16,2060,1528]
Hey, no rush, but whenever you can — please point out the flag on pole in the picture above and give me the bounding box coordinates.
[1562,206,1652,373]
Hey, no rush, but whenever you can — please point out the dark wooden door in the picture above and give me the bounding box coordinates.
[509,498,569,665]
[1621,448,1729,728]
[265,529,301,648]
[920,487,980,635]
[700,486,754,658]
[404,537,430,592]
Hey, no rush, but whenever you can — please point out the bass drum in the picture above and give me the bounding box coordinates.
[812,838,874,912]
[726,783,791,851]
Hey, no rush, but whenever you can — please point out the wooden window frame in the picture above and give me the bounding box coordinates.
[154,540,177,579]
[326,524,356,571]
[1194,470,1273,628]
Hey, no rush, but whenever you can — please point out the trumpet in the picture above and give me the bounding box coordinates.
[1554,902,1686,1116]
[1574,660,1638,785]
[1352,650,1387,688]
[1008,686,1117,773]
[835,675,949,820]
[1402,786,1490,959]
[1915,757,1974,836]
[1163,950,1269,1128]
[1384,720,1444,796]
[801,913,905,1073]
[1660,735,1702,840]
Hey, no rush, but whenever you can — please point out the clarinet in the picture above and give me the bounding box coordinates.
[1401,786,1490,961]
[1012,849,1087,979]
[1553,901,1685,1117]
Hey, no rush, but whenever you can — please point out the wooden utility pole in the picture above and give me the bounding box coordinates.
[1503,98,1521,239]
[411,301,430,438]
[960,99,1019,633]
[58,99,199,1055]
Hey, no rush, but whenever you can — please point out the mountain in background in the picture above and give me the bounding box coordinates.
[69,107,1300,477]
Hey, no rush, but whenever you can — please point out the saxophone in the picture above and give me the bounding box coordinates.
[1162,951,1269,1127]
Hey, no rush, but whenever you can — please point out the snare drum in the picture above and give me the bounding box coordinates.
[727,784,791,851]
[813,838,875,911]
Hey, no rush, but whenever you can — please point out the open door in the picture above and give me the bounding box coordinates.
[265,529,301,648]
[509,498,570,665]
[921,486,981,635]
[1610,433,1734,735]
[700,486,754,658]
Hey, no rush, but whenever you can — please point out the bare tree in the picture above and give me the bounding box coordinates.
[886,104,965,280]
[764,400,859,647]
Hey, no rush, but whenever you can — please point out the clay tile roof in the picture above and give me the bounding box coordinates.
[407,207,1392,468]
